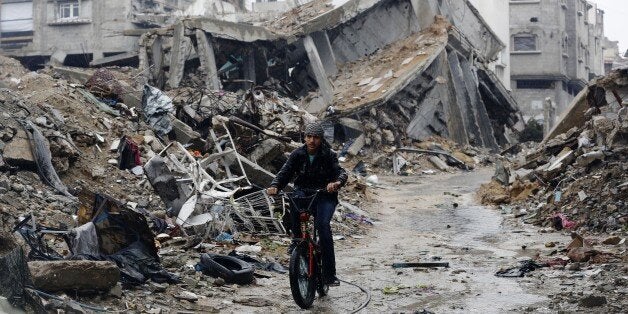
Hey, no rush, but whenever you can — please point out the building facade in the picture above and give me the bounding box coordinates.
[0,0,206,66]
[509,0,605,121]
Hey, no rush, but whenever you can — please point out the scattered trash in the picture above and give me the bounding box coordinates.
[551,213,576,230]
[495,260,546,277]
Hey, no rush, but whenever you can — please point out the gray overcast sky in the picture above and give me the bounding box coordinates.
[591,0,628,54]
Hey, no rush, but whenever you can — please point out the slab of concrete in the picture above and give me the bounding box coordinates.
[2,128,35,167]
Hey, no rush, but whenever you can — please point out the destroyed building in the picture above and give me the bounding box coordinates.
[509,0,606,123]
[134,0,524,151]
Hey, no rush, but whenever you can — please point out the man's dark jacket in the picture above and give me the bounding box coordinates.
[270,142,347,192]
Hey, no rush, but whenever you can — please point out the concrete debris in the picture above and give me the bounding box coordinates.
[483,68,628,233]
[28,260,119,292]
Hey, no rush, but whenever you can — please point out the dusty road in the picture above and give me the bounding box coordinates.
[202,167,591,313]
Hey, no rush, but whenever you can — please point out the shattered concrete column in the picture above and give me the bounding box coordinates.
[137,34,151,87]
[243,49,256,89]
[303,35,334,106]
[459,57,499,150]
[151,35,166,89]
[195,30,221,91]
[311,31,337,77]
[168,22,186,89]
[410,0,438,30]
[447,51,481,146]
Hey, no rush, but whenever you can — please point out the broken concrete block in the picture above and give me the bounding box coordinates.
[382,129,395,144]
[118,80,142,109]
[2,128,35,167]
[171,118,201,144]
[545,148,574,172]
[429,156,450,171]
[28,260,119,292]
[338,117,364,134]
[347,134,365,156]
[249,139,283,166]
[575,150,604,167]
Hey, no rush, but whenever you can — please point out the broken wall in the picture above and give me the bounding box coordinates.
[328,0,420,64]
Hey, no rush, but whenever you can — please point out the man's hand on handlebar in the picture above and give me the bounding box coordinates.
[266,186,278,195]
[326,181,341,193]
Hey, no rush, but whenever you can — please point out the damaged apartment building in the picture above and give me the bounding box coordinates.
[0,0,238,67]
[509,0,606,124]
[1,0,525,151]
[134,0,524,151]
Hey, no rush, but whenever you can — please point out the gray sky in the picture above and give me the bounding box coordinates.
[591,0,628,54]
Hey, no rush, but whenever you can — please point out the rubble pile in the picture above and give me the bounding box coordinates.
[479,68,628,233]
[0,53,378,311]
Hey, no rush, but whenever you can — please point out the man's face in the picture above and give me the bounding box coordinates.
[305,134,322,153]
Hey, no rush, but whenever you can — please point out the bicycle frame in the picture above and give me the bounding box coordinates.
[286,190,322,279]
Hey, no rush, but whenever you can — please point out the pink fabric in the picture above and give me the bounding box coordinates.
[552,213,576,229]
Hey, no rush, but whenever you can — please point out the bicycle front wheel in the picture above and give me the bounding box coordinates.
[289,245,316,309]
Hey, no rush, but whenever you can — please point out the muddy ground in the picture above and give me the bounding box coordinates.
[101,167,624,313]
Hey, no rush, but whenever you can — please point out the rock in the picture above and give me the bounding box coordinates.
[578,295,607,308]
[601,236,623,245]
[91,166,106,179]
[338,117,364,134]
[174,290,198,301]
[567,248,596,263]
[11,183,24,193]
[233,297,275,307]
[428,156,449,171]
[492,161,510,185]
[249,139,283,167]
[575,150,604,167]
[148,282,168,292]
[109,283,123,298]
[213,277,225,287]
[28,260,119,292]
[347,134,365,156]
[2,128,35,167]
[382,129,395,144]
[171,118,201,144]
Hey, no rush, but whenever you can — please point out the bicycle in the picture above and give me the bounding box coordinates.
[281,189,329,309]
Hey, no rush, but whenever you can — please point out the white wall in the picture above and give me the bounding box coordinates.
[468,0,511,90]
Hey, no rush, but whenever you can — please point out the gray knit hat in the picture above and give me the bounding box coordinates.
[304,122,324,136]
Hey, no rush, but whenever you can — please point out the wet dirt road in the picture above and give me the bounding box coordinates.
[227,167,571,313]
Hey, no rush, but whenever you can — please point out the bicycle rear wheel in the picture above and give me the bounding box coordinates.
[289,244,316,309]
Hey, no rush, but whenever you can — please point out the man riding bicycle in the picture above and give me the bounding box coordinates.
[267,122,347,286]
